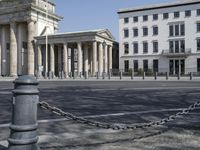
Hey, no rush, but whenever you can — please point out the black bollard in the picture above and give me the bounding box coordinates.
[96,72,99,80]
[8,75,40,150]
[131,70,134,80]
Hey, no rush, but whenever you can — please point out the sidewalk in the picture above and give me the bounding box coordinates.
[1,118,200,150]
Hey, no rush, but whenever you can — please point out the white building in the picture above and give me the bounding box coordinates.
[118,0,200,75]
[0,0,117,78]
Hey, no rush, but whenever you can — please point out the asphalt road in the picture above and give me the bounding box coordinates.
[0,80,200,150]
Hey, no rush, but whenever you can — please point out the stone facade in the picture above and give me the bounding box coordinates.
[0,0,62,76]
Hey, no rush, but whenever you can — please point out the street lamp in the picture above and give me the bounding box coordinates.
[45,0,48,78]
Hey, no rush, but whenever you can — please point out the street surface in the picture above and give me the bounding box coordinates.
[0,80,200,150]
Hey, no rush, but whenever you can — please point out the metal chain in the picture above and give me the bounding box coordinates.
[38,101,200,130]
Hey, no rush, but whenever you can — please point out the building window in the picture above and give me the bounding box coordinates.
[143,27,148,36]
[133,43,138,54]
[197,39,200,51]
[153,14,158,20]
[124,60,129,72]
[124,43,129,54]
[6,43,10,50]
[169,40,185,53]
[169,25,174,36]
[153,41,158,53]
[185,10,191,17]
[143,60,148,72]
[175,40,179,53]
[133,60,138,72]
[180,24,185,36]
[133,16,138,22]
[153,59,159,73]
[124,29,129,38]
[197,23,200,32]
[143,15,148,21]
[197,9,200,16]
[197,58,200,72]
[174,11,180,18]
[175,24,179,36]
[180,40,185,52]
[143,42,148,53]
[124,17,129,23]
[133,28,138,37]
[163,13,169,19]
[153,26,158,35]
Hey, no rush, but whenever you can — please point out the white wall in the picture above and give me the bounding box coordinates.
[119,3,200,72]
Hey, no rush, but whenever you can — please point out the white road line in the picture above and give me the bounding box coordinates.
[1,107,199,128]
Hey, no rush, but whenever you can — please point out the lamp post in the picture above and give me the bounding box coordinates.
[45,0,48,78]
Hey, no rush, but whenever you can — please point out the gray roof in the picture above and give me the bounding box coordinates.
[118,0,200,14]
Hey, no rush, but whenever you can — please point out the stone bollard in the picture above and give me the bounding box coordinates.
[177,72,180,80]
[190,72,193,80]
[166,72,169,80]
[108,72,111,80]
[85,71,88,80]
[96,72,99,80]
[8,75,40,150]
[131,70,134,80]
[73,72,76,80]
[143,72,145,80]
[154,72,157,80]
[70,72,73,78]
[120,71,122,80]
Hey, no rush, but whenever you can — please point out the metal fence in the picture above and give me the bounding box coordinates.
[6,75,200,150]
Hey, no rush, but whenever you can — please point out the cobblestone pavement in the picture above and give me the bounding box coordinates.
[0,80,200,150]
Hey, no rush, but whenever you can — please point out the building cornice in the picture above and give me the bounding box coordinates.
[118,0,200,14]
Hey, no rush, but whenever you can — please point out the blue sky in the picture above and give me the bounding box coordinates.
[55,0,176,41]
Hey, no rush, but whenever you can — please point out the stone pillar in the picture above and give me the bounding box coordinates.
[84,44,89,77]
[37,45,42,77]
[50,44,55,76]
[10,22,18,76]
[27,20,35,75]
[1,26,6,76]
[98,42,103,75]
[77,42,82,76]
[17,23,23,75]
[58,45,62,73]
[109,45,113,71]
[104,44,108,73]
[92,41,97,76]
[68,48,71,74]
[63,43,68,77]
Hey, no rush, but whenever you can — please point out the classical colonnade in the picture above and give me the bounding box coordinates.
[37,41,113,78]
[0,20,35,76]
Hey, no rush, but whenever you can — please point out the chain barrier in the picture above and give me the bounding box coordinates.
[38,101,200,130]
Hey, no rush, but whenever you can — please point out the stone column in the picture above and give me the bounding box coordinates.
[50,44,55,76]
[84,44,89,76]
[63,43,68,77]
[1,26,6,76]
[27,20,35,75]
[77,42,82,76]
[98,42,103,75]
[109,45,113,71]
[68,48,71,74]
[58,45,62,73]
[17,23,23,75]
[10,22,18,76]
[0,33,1,76]
[104,44,108,73]
[37,45,42,77]
[92,41,97,76]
